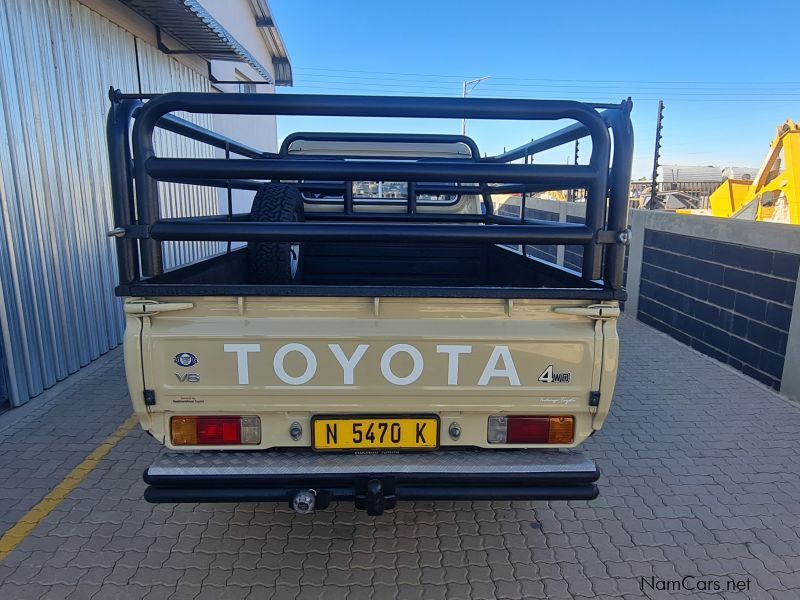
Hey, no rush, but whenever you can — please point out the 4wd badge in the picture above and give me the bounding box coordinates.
[538,365,571,384]
[174,352,198,367]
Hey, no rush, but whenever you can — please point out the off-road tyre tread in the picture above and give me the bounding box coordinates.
[247,183,304,284]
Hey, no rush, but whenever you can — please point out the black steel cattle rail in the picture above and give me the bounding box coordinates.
[106,89,633,291]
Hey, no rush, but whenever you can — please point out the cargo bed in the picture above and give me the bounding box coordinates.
[119,243,622,300]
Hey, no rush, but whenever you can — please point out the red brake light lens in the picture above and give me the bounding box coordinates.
[197,417,241,445]
[506,417,550,444]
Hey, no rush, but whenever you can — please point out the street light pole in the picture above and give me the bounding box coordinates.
[461,76,490,136]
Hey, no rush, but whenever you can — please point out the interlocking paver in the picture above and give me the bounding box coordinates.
[1,317,800,598]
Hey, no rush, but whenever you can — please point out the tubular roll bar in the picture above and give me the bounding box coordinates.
[145,159,599,185]
[148,222,594,245]
[152,112,271,160]
[107,91,633,289]
[487,109,618,163]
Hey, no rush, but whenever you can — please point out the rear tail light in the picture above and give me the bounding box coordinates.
[171,416,261,446]
[487,416,574,444]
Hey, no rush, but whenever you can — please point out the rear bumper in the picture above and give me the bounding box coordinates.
[143,449,599,514]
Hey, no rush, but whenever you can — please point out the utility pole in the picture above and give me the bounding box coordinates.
[569,140,580,201]
[461,76,490,135]
[649,100,664,209]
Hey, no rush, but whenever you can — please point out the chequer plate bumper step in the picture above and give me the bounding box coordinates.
[143,449,600,510]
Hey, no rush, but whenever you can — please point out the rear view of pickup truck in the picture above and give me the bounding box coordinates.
[107,92,633,514]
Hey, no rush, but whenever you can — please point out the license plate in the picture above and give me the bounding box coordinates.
[312,416,439,451]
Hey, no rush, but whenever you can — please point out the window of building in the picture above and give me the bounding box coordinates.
[237,81,257,94]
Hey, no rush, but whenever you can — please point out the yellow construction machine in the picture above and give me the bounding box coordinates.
[707,120,799,224]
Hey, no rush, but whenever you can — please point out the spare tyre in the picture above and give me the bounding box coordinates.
[247,183,305,284]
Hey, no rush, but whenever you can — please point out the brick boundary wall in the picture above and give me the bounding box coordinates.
[564,214,586,272]
[494,197,586,270]
[524,208,559,263]
[626,210,800,399]
[638,229,795,388]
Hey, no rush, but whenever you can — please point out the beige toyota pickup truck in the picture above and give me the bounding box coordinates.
[107,91,633,514]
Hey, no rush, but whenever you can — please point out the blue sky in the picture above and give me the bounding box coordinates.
[270,0,800,178]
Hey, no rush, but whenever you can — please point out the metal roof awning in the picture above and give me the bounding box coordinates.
[120,0,273,83]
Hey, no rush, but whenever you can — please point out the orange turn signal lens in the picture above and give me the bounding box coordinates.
[171,416,198,445]
[547,416,574,444]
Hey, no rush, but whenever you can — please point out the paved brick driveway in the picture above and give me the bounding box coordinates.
[0,316,798,599]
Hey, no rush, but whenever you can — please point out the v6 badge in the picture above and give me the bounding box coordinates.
[175,372,200,383]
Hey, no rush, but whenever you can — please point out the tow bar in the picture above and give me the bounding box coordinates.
[290,479,394,515]
[355,478,395,516]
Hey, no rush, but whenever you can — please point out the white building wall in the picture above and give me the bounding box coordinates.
[0,0,221,407]
[201,0,280,215]
[202,0,278,153]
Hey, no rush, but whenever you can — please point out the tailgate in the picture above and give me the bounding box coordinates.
[126,296,619,449]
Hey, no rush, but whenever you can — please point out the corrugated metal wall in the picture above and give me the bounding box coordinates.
[136,42,222,269]
[0,0,220,407]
